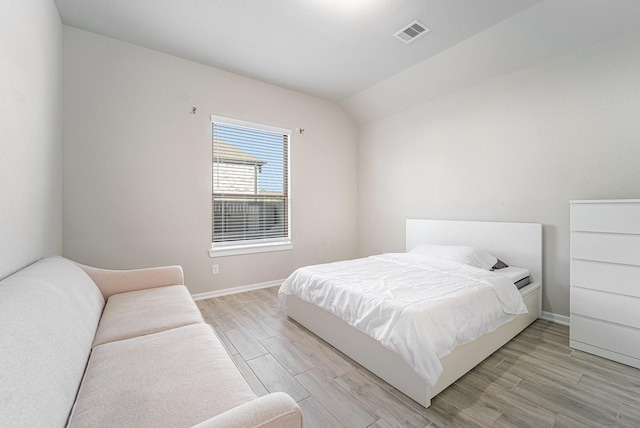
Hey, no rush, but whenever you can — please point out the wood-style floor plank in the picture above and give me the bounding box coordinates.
[297,396,343,428]
[224,327,268,360]
[261,335,316,376]
[295,367,378,428]
[437,382,503,427]
[334,369,433,427]
[289,335,354,377]
[197,287,640,427]
[246,354,310,402]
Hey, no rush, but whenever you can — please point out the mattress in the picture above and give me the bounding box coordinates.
[498,266,531,289]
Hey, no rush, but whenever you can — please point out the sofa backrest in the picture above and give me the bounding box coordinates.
[0,257,105,427]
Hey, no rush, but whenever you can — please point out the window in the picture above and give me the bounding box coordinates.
[209,115,292,257]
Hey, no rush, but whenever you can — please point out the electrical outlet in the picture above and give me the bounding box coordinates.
[212,265,219,275]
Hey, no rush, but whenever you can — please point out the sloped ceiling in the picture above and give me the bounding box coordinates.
[54,0,640,123]
[54,0,543,101]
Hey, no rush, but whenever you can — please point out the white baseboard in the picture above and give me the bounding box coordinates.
[191,279,283,301]
[541,311,570,326]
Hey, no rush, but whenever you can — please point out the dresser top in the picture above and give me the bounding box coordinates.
[571,199,640,204]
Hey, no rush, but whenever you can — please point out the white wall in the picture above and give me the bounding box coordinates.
[63,27,358,294]
[0,0,63,279]
[357,30,640,317]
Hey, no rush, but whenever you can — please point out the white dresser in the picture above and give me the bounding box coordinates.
[570,199,640,368]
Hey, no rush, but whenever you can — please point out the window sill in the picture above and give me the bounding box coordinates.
[209,241,294,258]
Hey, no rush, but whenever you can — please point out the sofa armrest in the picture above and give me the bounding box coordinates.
[76,262,184,299]
[191,393,302,428]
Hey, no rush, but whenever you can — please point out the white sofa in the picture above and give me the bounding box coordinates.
[0,256,302,427]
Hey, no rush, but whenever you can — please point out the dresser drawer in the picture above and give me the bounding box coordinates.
[571,232,640,266]
[571,287,640,328]
[571,201,640,234]
[571,259,640,297]
[570,315,640,360]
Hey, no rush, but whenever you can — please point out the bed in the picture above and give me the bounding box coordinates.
[280,219,542,408]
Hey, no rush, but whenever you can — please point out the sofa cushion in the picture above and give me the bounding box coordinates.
[92,284,204,347]
[0,257,105,427]
[69,323,257,427]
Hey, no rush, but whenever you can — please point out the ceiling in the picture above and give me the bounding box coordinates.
[54,0,640,123]
[53,0,545,101]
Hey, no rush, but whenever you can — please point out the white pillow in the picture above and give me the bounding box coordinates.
[409,245,498,270]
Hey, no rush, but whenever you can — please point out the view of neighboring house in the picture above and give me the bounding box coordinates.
[212,139,265,195]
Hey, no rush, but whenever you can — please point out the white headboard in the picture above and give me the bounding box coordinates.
[406,219,543,284]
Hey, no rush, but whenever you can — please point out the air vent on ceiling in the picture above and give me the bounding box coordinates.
[394,20,430,44]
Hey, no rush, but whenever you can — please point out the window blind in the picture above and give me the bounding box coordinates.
[211,116,290,247]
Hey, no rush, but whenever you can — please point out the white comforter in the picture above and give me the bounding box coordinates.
[278,253,528,387]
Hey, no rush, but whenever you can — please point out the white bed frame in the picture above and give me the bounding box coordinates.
[286,219,542,408]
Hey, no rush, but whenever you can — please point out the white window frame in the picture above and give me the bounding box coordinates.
[209,115,292,258]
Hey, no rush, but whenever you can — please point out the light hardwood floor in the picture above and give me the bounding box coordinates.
[196,287,640,428]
